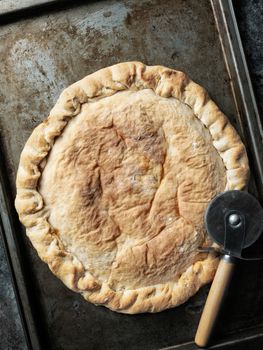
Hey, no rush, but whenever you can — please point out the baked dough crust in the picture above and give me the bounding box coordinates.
[15,62,249,313]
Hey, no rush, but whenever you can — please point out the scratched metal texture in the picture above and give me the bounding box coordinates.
[0,1,263,349]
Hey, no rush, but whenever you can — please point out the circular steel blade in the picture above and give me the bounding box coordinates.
[205,190,263,249]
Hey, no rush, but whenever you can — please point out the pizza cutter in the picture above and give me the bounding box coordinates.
[195,190,263,348]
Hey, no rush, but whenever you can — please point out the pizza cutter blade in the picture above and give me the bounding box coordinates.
[195,190,263,348]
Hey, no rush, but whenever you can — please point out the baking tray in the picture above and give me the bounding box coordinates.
[0,0,263,349]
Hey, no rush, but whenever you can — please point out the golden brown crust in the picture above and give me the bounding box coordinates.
[15,62,249,313]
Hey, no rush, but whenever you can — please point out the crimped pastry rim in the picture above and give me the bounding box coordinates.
[15,62,249,313]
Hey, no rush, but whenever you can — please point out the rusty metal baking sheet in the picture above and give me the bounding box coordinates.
[0,1,263,349]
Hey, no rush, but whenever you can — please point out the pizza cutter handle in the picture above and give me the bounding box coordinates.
[195,255,236,348]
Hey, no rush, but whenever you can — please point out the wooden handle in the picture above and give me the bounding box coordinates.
[195,255,236,348]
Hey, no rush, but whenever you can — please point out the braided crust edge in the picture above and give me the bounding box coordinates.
[15,62,249,313]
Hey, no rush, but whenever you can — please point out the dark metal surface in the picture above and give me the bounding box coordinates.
[234,0,263,123]
[0,225,27,350]
[0,0,56,16]
[0,0,263,349]
[212,0,263,202]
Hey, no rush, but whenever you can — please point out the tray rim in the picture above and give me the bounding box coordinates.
[0,0,56,16]
[212,0,263,202]
[0,151,41,350]
[0,0,262,349]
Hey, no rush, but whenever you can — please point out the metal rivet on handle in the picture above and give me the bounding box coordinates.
[228,213,241,227]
